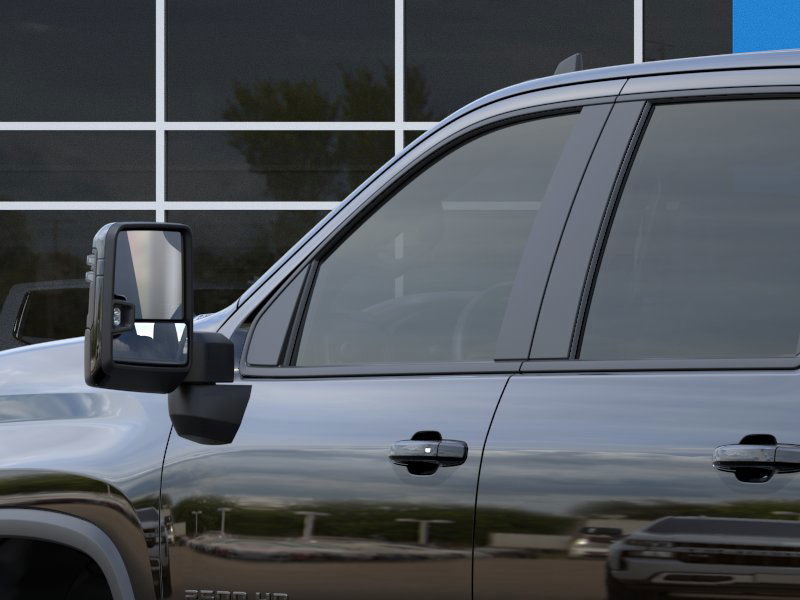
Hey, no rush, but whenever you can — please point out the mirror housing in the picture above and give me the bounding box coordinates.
[84,222,193,393]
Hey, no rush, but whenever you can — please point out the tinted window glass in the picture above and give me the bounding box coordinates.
[0,133,154,202]
[0,0,154,120]
[406,0,632,120]
[581,100,800,360]
[296,113,578,366]
[247,269,307,366]
[167,132,393,203]
[644,0,732,61]
[167,0,393,121]
[168,211,326,314]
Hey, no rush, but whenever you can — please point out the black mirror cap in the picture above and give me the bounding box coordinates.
[84,221,194,394]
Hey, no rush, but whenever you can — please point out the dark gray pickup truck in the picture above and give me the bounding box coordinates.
[1,49,800,600]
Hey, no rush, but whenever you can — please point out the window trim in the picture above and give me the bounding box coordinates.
[495,103,614,359]
[244,360,523,379]
[569,100,652,359]
[238,92,621,378]
[529,99,647,359]
[529,89,800,372]
[521,357,800,373]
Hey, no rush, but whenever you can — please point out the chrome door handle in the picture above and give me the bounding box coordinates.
[713,444,778,467]
[389,439,468,467]
[713,434,800,483]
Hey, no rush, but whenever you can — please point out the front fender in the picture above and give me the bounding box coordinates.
[0,338,173,600]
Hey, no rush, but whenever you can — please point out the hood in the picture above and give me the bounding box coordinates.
[0,302,235,398]
[0,336,86,397]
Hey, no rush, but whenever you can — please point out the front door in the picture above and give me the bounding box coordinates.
[160,106,595,599]
[475,95,800,599]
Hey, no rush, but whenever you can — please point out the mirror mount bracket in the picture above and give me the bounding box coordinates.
[168,383,251,445]
[183,332,235,384]
[168,331,252,445]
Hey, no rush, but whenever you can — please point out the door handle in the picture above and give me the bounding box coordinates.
[713,434,800,483]
[389,438,468,467]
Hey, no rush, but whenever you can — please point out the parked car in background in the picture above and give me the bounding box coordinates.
[1,49,800,600]
[607,516,800,599]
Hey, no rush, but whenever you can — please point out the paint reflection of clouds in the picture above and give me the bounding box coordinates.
[0,393,113,422]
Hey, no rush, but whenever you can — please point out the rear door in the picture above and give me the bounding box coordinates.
[160,86,618,600]
[476,81,800,599]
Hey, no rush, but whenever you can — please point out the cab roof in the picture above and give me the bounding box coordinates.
[455,49,800,118]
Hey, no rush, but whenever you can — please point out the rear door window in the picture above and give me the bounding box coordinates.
[580,99,800,359]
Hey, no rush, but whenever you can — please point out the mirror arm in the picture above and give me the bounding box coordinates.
[183,332,236,384]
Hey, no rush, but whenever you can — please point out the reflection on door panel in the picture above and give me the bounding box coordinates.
[475,373,800,599]
[161,376,507,600]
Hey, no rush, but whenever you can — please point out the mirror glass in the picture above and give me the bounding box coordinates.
[112,230,188,365]
[113,321,187,365]
[114,230,183,320]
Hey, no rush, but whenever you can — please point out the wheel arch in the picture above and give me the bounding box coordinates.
[0,469,160,600]
[0,507,135,600]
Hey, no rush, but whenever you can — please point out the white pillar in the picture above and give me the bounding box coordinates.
[294,511,330,540]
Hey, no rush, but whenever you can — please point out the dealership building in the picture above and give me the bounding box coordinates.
[0,0,797,349]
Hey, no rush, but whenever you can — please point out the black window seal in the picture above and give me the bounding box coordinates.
[239,96,615,379]
[530,89,800,372]
[243,360,524,379]
[619,85,800,104]
[281,260,319,367]
[567,101,653,359]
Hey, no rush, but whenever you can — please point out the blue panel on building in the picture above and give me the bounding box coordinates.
[733,0,800,52]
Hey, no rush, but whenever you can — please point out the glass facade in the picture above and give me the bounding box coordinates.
[167,132,393,203]
[0,0,154,121]
[0,0,782,350]
[167,0,394,121]
[0,133,154,202]
[644,0,732,60]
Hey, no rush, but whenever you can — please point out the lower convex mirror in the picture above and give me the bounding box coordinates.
[84,222,193,393]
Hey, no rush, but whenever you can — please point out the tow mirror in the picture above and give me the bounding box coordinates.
[84,222,193,393]
[84,222,251,445]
